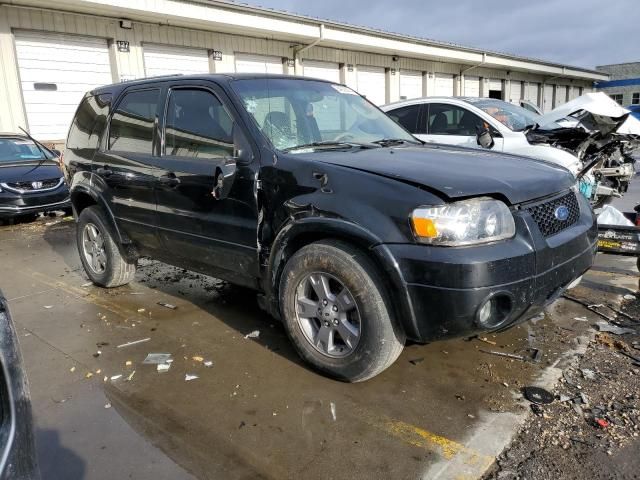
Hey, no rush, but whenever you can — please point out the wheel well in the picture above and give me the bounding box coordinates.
[272,232,405,331]
[71,191,97,216]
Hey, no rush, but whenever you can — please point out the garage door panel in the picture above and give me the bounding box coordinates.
[303,61,340,83]
[464,76,480,97]
[510,81,522,103]
[15,31,113,140]
[143,44,209,77]
[356,66,385,105]
[400,70,422,100]
[434,73,454,96]
[235,54,283,74]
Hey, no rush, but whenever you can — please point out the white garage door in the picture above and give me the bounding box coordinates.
[568,86,580,101]
[399,70,422,100]
[464,76,480,97]
[543,84,554,112]
[434,73,454,96]
[525,83,540,106]
[143,44,209,77]
[235,54,283,74]
[14,31,113,141]
[489,78,503,97]
[356,66,386,105]
[555,86,568,107]
[510,81,523,103]
[303,60,340,83]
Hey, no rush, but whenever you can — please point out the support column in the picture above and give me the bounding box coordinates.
[0,6,27,132]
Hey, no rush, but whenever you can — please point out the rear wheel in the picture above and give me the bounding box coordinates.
[280,240,405,382]
[76,206,136,287]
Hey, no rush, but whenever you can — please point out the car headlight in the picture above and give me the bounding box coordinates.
[411,197,515,246]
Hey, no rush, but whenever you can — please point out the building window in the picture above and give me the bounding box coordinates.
[633,93,640,105]
[610,94,624,105]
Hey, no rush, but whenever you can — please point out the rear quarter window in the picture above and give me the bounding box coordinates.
[67,94,112,150]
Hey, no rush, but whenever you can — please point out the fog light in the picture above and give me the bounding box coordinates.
[478,300,492,325]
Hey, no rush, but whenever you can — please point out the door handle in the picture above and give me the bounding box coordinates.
[96,167,113,176]
[159,173,180,187]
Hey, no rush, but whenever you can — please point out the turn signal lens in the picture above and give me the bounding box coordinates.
[412,217,437,238]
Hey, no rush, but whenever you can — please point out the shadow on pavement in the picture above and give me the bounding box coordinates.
[36,428,86,480]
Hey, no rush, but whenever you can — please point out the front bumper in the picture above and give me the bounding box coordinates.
[375,193,598,342]
[0,188,70,218]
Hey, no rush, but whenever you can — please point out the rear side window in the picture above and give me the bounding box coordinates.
[67,94,111,149]
[165,89,234,159]
[108,89,160,154]
[387,105,421,133]
[428,103,483,136]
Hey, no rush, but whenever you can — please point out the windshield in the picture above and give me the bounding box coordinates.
[0,137,52,163]
[231,78,418,152]
[468,99,541,132]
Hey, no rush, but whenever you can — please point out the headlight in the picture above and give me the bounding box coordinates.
[411,197,515,246]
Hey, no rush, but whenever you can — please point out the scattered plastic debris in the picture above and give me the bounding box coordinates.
[110,375,122,381]
[244,330,260,339]
[623,294,636,301]
[479,349,525,361]
[185,374,199,381]
[93,350,101,358]
[523,386,554,404]
[143,353,172,364]
[157,302,177,310]
[409,357,425,365]
[581,368,596,380]
[117,338,151,348]
[192,356,204,362]
[104,403,111,409]
[157,363,170,373]
[137,308,146,313]
[595,418,609,428]
[69,366,76,373]
[43,305,53,309]
[85,372,93,379]
[573,316,588,322]
[82,282,92,287]
[204,360,213,368]
[595,321,635,335]
[330,402,336,421]
[125,360,133,366]
[126,370,136,381]
[478,336,497,346]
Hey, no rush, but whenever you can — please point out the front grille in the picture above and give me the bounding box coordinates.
[526,191,580,238]
[4,178,61,192]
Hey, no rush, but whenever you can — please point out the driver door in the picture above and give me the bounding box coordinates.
[421,103,504,151]
[153,83,260,284]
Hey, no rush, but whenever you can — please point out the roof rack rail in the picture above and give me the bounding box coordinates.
[141,73,184,80]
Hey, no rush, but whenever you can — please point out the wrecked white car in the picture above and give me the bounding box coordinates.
[383,93,640,207]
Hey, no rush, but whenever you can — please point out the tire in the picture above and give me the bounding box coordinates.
[76,206,136,287]
[279,240,405,382]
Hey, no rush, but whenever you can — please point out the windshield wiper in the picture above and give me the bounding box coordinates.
[282,141,375,153]
[370,138,416,147]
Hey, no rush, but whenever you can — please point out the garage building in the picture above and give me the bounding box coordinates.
[0,0,607,145]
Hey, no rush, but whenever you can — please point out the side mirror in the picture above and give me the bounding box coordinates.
[476,127,494,149]
[233,124,253,165]
[212,157,236,200]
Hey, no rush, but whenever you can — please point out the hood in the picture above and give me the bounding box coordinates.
[292,145,574,205]
[0,162,62,184]
[537,92,640,136]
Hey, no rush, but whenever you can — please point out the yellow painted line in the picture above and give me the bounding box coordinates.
[357,410,494,477]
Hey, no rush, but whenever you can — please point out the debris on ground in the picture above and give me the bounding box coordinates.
[69,366,76,373]
[479,349,525,361]
[330,402,337,421]
[117,338,151,349]
[157,363,170,373]
[104,403,111,409]
[594,320,636,335]
[409,357,424,365]
[143,353,172,364]
[43,305,53,309]
[523,386,554,405]
[244,330,260,339]
[126,370,136,381]
[82,282,92,287]
[85,372,93,379]
[185,374,199,381]
[110,375,122,381]
[485,296,640,480]
[192,356,204,362]
[125,360,133,366]
[137,308,146,313]
[157,302,177,310]
[204,360,213,368]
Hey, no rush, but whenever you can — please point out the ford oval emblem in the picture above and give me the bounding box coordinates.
[554,205,569,221]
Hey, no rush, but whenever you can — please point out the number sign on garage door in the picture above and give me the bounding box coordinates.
[434,73,454,96]
[143,44,210,77]
[399,70,422,100]
[303,61,340,83]
[356,66,386,105]
[235,54,283,74]
[14,31,113,141]
[463,76,480,97]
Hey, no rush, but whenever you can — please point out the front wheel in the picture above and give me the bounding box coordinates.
[280,240,405,382]
[76,206,136,287]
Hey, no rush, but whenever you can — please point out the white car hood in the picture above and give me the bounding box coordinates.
[537,92,640,135]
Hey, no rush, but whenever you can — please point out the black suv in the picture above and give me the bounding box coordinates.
[63,74,597,381]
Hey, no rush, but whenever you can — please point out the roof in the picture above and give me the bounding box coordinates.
[203,0,605,77]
